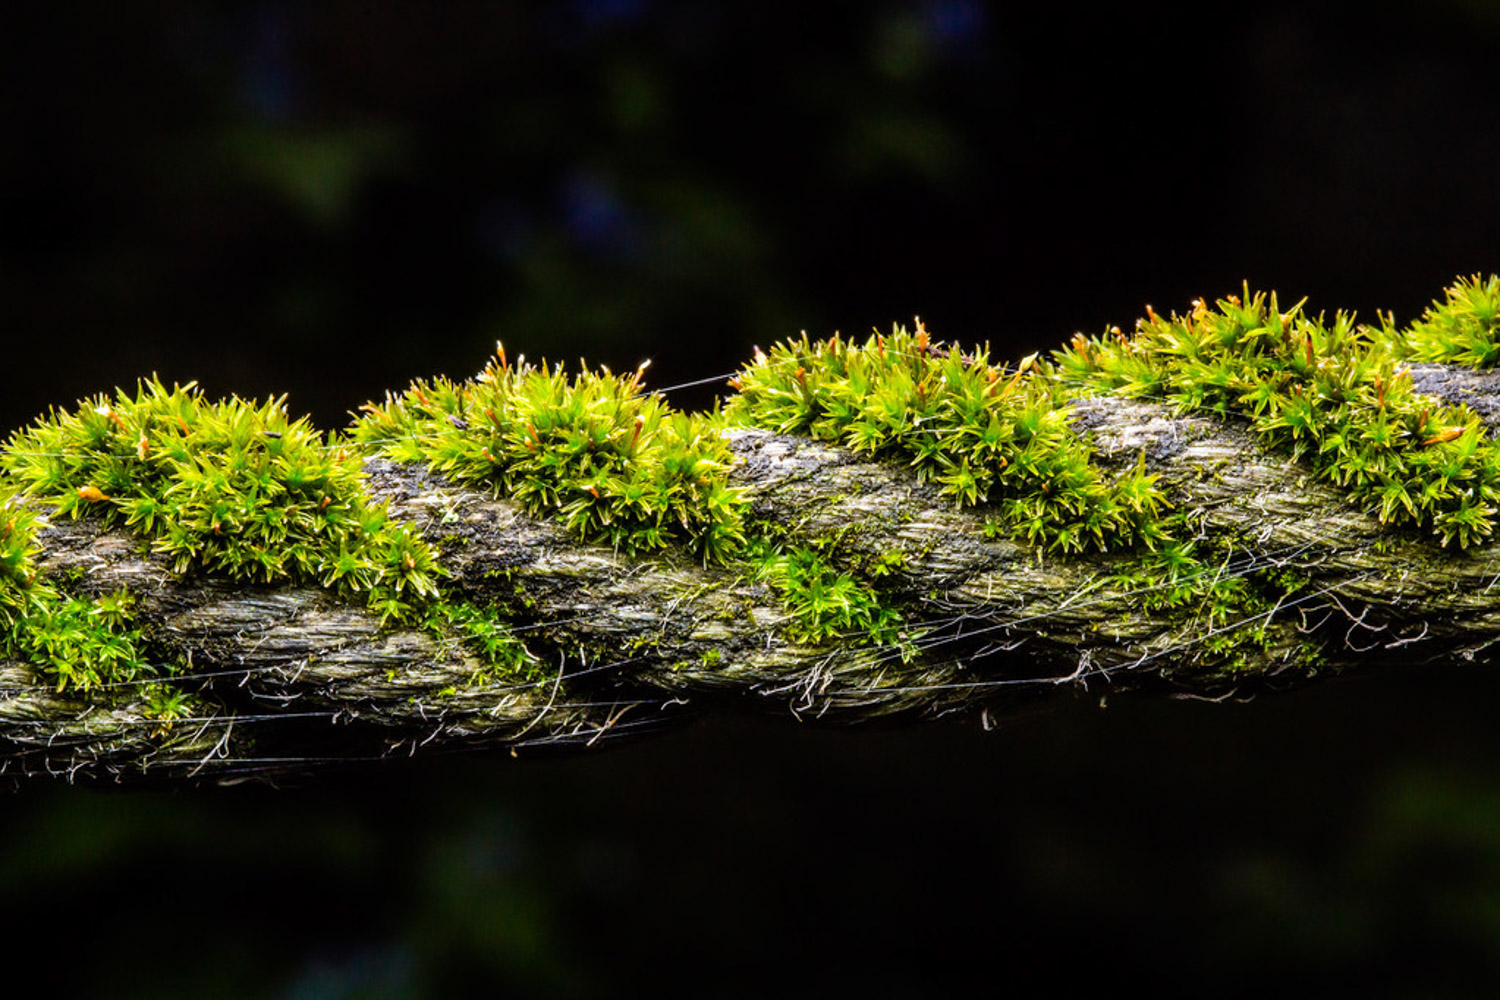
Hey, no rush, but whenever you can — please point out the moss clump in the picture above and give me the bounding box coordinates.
[1110,531,1259,623]
[9,589,149,692]
[1400,273,1500,368]
[353,345,745,563]
[429,599,546,687]
[724,323,1167,555]
[0,379,459,693]
[2,378,444,620]
[1053,285,1500,549]
[1104,521,1308,677]
[748,538,910,651]
[0,490,46,631]
[2,486,154,692]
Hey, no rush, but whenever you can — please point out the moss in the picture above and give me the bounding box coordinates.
[722,278,1500,673]
[349,342,922,661]
[6,274,1500,704]
[2,378,444,619]
[1101,521,1307,675]
[0,490,48,633]
[1400,274,1500,368]
[426,599,547,688]
[352,344,745,563]
[1052,280,1500,548]
[0,379,536,697]
[7,588,150,692]
[140,682,209,735]
[725,323,1167,554]
[745,536,910,651]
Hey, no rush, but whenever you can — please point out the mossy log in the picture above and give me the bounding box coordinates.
[5,361,1500,784]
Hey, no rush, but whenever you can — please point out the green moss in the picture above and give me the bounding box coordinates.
[352,345,746,563]
[1102,521,1305,675]
[2,378,444,619]
[0,379,531,696]
[0,490,47,632]
[429,599,547,687]
[1110,533,1248,622]
[140,682,210,733]
[1052,282,1500,548]
[7,274,1500,703]
[1,479,153,692]
[719,317,1361,670]
[747,537,910,652]
[1400,274,1500,368]
[725,323,1168,554]
[7,588,149,692]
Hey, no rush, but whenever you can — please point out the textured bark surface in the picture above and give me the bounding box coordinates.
[6,367,1500,783]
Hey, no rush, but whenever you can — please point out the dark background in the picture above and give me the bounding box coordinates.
[4,2,1500,996]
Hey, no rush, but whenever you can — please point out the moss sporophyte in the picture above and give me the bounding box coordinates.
[3,274,1500,702]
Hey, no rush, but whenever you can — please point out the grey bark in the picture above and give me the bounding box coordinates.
[5,364,1500,783]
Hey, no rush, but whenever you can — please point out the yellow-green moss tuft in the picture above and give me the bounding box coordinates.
[353,346,746,563]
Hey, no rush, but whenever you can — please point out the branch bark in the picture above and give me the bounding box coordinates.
[5,363,1500,783]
